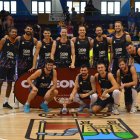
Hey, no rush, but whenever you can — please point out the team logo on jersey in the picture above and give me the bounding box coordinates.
[77,41,80,44]
[80,82,82,85]
[114,40,116,43]
[96,44,99,47]
[59,45,61,48]
[22,42,24,44]
[41,76,45,79]
[43,46,46,48]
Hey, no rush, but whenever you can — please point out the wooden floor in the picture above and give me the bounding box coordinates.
[0,83,140,140]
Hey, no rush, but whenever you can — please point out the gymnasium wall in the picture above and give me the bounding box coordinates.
[16,0,130,16]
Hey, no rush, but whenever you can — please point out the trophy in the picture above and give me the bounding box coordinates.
[54,97,72,115]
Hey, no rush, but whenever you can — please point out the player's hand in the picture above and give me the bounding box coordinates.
[69,94,74,101]
[28,67,35,72]
[70,64,75,68]
[32,86,38,92]
[120,83,126,89]
[80,93,89,98]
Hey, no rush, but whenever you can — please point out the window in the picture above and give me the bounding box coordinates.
[135,2,140,12]
[0,1,16,14]
[67,1,86,13]
[11,1,16,14]
[31,0,51,14]
[101,1,121,15]
[38,2,44,13]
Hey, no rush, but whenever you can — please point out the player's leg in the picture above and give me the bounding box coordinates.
[24,89,38,113]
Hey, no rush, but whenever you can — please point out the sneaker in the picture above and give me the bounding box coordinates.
[14,101,19,109]
[3,102,13,109]
[40,102,49,112]
[107,104,113,112]
[112,104,119,115]
[77,104,87,112]
[24,104,30,113]
[61,108,68,114]
[130,107,137,114]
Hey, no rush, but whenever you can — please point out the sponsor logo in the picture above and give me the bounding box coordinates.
[21,80,75,89]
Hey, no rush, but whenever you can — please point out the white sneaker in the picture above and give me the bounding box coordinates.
[14,101,19,109]
[130,107,137,114]
[61,108,68,114]
[112,104,119,115]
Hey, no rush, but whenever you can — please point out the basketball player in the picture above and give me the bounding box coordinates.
[69,65,97,112]
[110,21,131,77]
[71,25,93,67]
[24,58,58,113]
[117,58,138,113]
[14,25,38,108]
[51,27,75,68]
[0,27,18,109]
[92,62,120,115]
[126,42,140,64]
[30,28,53,70]
[92,26,111,69]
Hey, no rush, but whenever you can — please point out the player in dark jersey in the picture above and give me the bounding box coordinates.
[126,42,140,64]
[92,26,111,69]
[14,25,38,108]
[110,21,131,77]
[71,25,93,67]
[92,62,120,115]
[0,27,18,109]
[69,65,97,112]
[117,58,138,113]
[126,42,140,92]
[30,28,53,70]
[51,27,75,68]
[24,58,58,113]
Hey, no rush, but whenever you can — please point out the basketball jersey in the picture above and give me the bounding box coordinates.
[39,39,53,60]
[97,72,112,92]
[112,33,127,58]
[78,74,92,94]
[18,35,34,68]
[38,40,53,68]
[75,37,90,61]
[35,69,53,89]
[0,38,19,68]
[93,37,108,60]
[120,66,133,88]
[131,47,140,64]
[54,39,71,63]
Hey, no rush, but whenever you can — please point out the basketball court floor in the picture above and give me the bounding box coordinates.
[0,83,140,140]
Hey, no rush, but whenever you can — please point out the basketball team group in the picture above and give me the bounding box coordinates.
[0,20,140,115]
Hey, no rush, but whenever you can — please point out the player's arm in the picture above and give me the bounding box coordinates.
[123,66,138,88]
[88,75,96,95]
[33,37,38,46]
[70,40,75,68]
[69,75,79,100]
[30,41,42,71]
[49,69,57,92]
[50,40,56,60]
[137,48,140,56]
[106,73,119,94]
[0,38,6,51]
[88,37,93,50]
[71,37,76,44]
[109,38,113,69]
[116,69,121,86]
[27,69,42,91]
[126,34,131,43]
